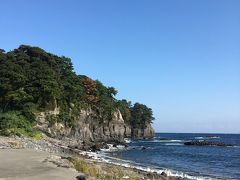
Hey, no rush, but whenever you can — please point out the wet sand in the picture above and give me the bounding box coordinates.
[0,149,79,180]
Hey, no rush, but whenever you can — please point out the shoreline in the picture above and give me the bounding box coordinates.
[0,135,169,180]
[84,149,214,180]
[0,135,221,180]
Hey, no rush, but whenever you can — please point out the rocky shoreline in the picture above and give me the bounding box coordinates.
[0,135,175,180]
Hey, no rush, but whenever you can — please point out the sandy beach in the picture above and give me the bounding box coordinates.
[0,149,79,180]
[0,136,170,180]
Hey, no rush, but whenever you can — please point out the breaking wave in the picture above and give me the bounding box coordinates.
[89,151,221,180]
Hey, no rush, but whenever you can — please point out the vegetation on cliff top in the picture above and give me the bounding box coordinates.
[0,45,154,136]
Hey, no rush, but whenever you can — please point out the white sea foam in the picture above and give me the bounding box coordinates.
[208,136,220,139]
[78,149,219,180]
[195,137,205,140]
[169,139,183,142]
[195,136,220,140]
[164,143,183,146]
[158,139,185,143]
[103,157,215,180]
[100,144,127,152]
[75,140,224,180]
[133,139,184,143]
[124,138,132,143]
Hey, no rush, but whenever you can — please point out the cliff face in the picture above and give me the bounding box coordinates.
[130,124,155,139]
[36,107,155,143]
[0,46,156,143]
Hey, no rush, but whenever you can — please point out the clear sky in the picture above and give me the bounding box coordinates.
[0,0,239,133]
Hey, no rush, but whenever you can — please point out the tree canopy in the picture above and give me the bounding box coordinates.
[0,45,154,136]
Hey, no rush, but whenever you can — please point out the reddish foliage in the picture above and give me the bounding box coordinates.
[82,77,98,103]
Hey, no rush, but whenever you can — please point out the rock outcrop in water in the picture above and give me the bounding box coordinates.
[184,140,233,147]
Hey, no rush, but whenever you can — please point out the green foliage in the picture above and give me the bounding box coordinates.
[95,81,118,122]
[117,100,154,129]
[0,45,154,137]
[130,103,154,129]
[21,102,38,123]
[117,99,132,124]
[0,111,38,137]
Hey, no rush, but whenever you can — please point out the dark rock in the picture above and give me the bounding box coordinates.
[88,142,112,152]
[159,138,170,140]
[102,142,109,149]
[184,140,233,147]
[90,143,101,152]
[141,146,146,150]
[113,143,117,148]
[161,172,168,177]
[76,174,86,180]
[82,144,91,151]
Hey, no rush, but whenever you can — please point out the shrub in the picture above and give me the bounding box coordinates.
[0,111,40,138]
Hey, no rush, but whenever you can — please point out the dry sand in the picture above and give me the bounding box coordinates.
[0,149,79,180]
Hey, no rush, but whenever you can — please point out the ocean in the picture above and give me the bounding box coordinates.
[104,133,240,179]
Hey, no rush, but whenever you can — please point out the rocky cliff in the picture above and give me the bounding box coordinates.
[0,45,155,146]
[36,107,155,144]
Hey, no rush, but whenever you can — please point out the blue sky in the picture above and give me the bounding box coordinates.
[0,0,239,133]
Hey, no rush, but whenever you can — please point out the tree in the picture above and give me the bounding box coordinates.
[0,45,154,136]
[117,99,131,124]
[130,103,154,129]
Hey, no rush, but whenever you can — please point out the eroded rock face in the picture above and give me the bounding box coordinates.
[143,124,155,138]
[126,124,155,139]
[36,107,155,143]
[124,126,132,138]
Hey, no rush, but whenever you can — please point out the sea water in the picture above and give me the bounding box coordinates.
[105,133,240,179]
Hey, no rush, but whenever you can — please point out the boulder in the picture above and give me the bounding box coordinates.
[161,172,168,177]
[76,174,86,180]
